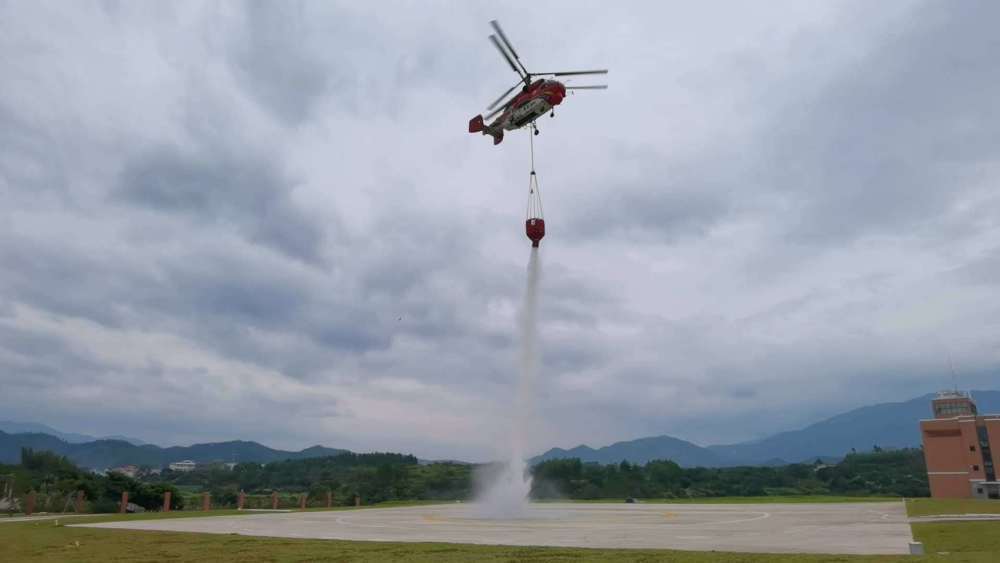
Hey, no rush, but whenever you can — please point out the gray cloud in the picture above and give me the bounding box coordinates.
[758,0,1000,243]
[115,145,326,263]
[558,138,740,244]
[1,1,999,460]
[0,324,107,387]
[955,247,1000,288]
[229,2,332,124]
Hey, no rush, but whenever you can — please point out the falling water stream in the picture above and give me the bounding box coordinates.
[476,247,541,518]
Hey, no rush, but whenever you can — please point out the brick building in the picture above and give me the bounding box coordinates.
[920,390,1000,499]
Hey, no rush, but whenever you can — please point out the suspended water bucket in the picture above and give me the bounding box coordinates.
[525,170,544,247]
[526,218,545,247]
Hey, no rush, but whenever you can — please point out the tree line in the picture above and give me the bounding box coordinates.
[3,448,183,513]
[530,449,928,499]
[147,452,473,506]
[3,446,928,513]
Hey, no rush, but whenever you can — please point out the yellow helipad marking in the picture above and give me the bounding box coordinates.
[663,511,677,519]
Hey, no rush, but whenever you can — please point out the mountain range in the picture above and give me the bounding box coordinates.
[532,390,1000,467]
[0,420,146,446]
[4,390,997,470]
[0,431,345,469]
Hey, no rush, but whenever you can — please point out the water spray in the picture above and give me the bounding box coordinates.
[476,131,545,518]
[476,247,541,518]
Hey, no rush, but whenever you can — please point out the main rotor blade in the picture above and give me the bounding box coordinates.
[537,69,609,77]
[488,81,521,111]
[486,106,504,120]
[490,20,529,77]
[565,85,608,90]
[489,34,524,78]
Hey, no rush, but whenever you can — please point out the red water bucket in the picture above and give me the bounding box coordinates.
[526,218,545,247]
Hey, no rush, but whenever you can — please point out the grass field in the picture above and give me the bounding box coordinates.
[906,499,1000,559]
[906,498,1000,517]
[912,521,1000,556]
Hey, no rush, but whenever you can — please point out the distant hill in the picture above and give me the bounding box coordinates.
[531,434,731,467]
[0,420,146,446]
[10,390,998,470]
[0,431,347,469]
[707,390,1000,465]
[533,390,1000,467]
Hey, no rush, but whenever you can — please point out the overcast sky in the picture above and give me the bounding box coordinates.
[2,1,999,461]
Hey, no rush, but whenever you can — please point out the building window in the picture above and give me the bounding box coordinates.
[979,425,997,482]
[978,488,984,494]
[973,465,980,471]
[935,401,975,417]
[970,445,976,452]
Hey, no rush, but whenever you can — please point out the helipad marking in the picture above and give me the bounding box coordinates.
[669,510,771,528]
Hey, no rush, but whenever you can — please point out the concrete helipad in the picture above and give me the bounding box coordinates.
[75,501,913,555]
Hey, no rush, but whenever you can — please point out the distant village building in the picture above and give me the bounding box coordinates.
[110,464,139,478]
[920,390,1000,499]
[168,460,197,472]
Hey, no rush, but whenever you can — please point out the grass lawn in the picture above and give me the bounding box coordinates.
[906,499,1000,558]
[906,498,1000,517]
[912,521,1000,557]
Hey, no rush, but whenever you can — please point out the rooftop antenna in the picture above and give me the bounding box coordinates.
[946,348,959,393]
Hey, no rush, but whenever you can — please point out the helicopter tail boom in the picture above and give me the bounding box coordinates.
[469,115,504,144]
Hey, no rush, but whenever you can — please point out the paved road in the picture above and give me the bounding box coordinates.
[76,501,913,555]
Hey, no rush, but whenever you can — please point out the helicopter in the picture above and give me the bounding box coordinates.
[468,20,608,145]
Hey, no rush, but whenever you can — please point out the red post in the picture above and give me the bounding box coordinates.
[271,491,278,510]
[75,490,86,513]
[299,494,307,510]
[326,490,332,508]
[119,491,129,514]
[354,494,360,507]
[202,492,210,511]
[26,491,36,516]
[238,490,246,510]
[163,491,172,512]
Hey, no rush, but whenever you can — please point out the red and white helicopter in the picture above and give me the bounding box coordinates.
[468,20,608,145]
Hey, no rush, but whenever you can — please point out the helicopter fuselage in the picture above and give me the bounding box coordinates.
[469,79,566,144]
[501,80,566,130]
